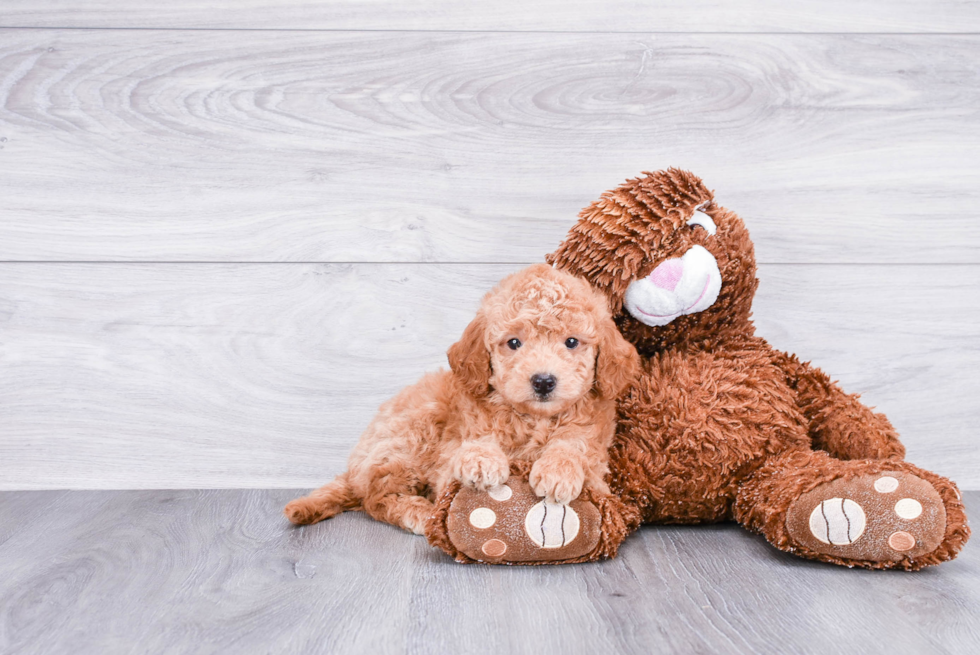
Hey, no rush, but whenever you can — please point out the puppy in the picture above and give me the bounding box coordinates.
[284,263,639,534]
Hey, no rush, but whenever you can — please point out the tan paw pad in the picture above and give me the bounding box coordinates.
[469,507,496,529]
[525,501,581,548]
[874,476,899,493]
[888,531,916,552]
[808,498,866,545]
[894,498,922,520]
[487,484,513,502]
[482,539,507,557]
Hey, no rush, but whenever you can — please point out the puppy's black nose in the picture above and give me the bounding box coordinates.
[531,373,557,396]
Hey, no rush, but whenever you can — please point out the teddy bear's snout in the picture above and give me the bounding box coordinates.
[623,246,723,327]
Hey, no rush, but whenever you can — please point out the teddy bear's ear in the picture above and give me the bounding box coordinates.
[546,200,648,312]
[594,318,640,400]
[448,314,492,397]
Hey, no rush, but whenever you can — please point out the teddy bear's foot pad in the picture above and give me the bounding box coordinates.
[786,472,946,561]
[445,476,601,563]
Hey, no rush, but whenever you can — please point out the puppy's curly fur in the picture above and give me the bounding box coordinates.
[285,263,639,534]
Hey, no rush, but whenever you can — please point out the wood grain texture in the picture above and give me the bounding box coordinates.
[0,491,67,547]
[3,1,979,33]
[1,262,976,490]
[0,489,977,654]
[1,31,979,263]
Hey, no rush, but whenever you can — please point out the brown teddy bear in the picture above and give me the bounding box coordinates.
[427,168,970,570]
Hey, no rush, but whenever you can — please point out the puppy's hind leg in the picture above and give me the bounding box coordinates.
[359,461,436,535]
[285,472,359,525]
[363,493,436,536]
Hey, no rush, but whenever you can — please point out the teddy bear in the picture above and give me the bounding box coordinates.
[426,168,970,570]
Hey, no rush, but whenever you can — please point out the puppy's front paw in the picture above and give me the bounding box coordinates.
[530,457,585,505]
[452,442,510,490]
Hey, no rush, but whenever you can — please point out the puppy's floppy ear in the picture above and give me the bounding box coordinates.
[447,314,492,397]
[595,320,640,399]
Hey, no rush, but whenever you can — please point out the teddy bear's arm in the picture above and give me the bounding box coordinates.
[772,350,906,461]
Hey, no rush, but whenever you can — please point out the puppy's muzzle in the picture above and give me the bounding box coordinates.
[531,373,557,398]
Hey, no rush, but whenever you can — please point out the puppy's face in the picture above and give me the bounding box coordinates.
[448,263,639,416]
[489,317,597,416]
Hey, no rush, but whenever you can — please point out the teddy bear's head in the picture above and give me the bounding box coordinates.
[546,168,758,355]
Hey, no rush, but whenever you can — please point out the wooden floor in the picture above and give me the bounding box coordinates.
[0,490,976,654]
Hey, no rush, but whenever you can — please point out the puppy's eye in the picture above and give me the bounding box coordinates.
[565,338,579,349]
[686,210,717,236]
[507,338,522,350]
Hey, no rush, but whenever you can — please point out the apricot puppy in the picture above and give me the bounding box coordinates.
[285,263,639,534]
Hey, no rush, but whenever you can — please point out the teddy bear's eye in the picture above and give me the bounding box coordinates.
[686,211,717,236]
[507,338,522,350]
[565,338,579,349]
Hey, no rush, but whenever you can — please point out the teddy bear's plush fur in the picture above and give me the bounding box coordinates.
[427,168,969,570]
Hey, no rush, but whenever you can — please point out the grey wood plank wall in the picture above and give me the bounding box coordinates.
[4,1,980,32]
[0,4,977,490]
[1,31,979,264]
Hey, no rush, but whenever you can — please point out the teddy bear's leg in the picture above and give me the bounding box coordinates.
[775,353,906,461]
[425,462,640,564]
[734,449,970,570]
